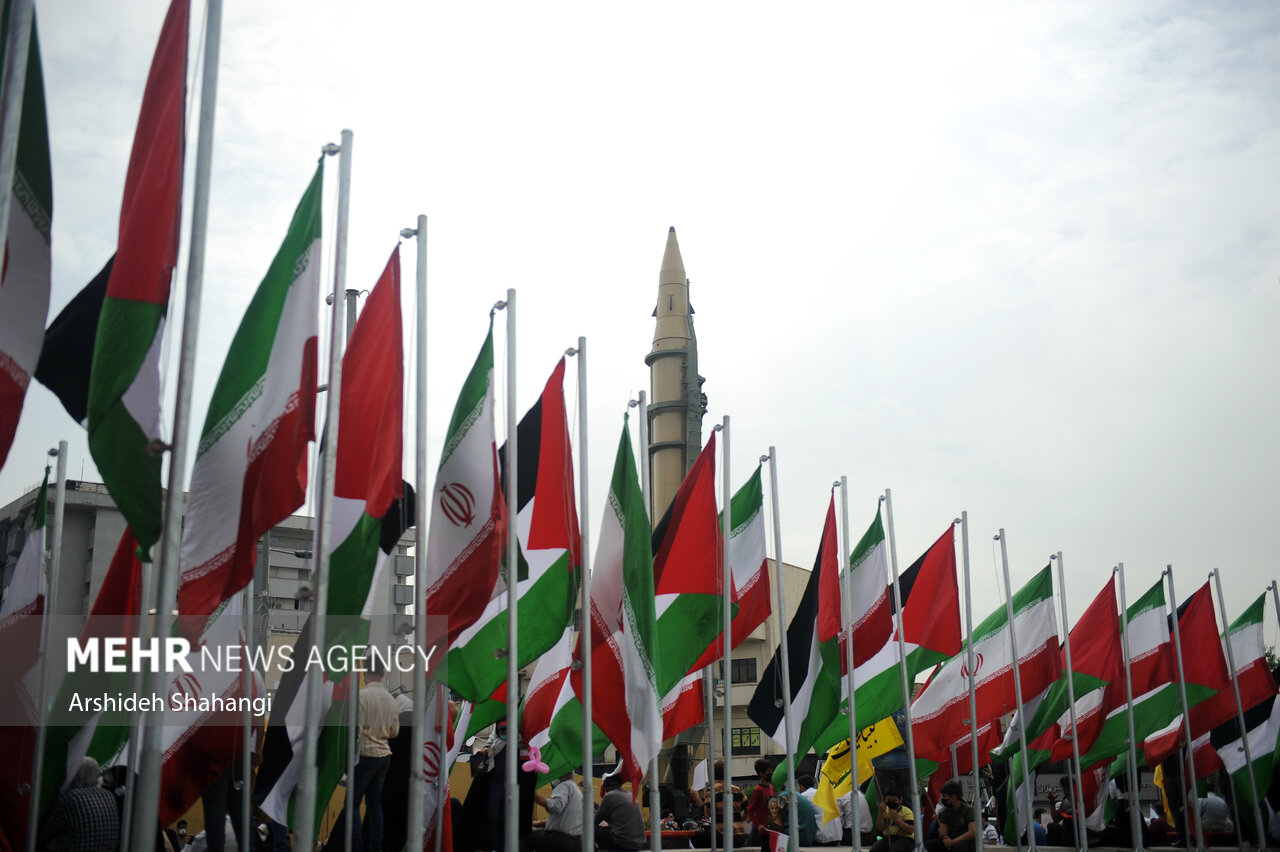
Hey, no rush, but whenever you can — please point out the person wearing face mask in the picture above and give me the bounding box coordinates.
[869,792,915,852]
[926,781,975,852]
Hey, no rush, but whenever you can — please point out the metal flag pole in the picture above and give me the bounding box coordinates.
[1270,581,1280,635]
[0,0,33,248]
[634,392,662,852]
[403,213,429,852]
[884,489,923,852]
[498,289,519,852]
[1051,553,1089,852]
[1113,564,1146,849]
[435,681,447,852]
[1164,566,1205,852]
[293,128,353,852]
[959,513,982,852]
[839,478,862,852]
[342,284,361,852]
[241,582,254,852]
[130,3,223,846]
[26,443,65,852]
[765,449,799,851]
[994,530,1034,852]
[574,338,595,852]
[1211,568,1267,848]
[719,417,732,852]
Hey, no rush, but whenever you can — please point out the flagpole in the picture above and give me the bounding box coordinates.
[994,530,1034,852]
[0,0,33,251]
[633,391,663,852]
[574,337,595,852]
[1051,553,1090,852]
[839,477,861,852]
[26,444,64,852]
[1269,581,1280,634]
[340,287,362,852]
[1112,563,1148,850]
[1210,568,1267,848]
[765,448,799,851]
[435,681,447,852]
[404,213,429,852]
[719,417,732,852]
[130,1,222,846]
[240,583,254,852]
[884,488,922,852]
[1164,566,1205,852]
[959,512,982,852]
[294,128,353,852]
[498,288,519,852]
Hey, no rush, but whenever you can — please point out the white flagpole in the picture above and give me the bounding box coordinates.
[130,2,223,845]
[1164,566,1205,852]
[883,488,922,852]
[26,444,64,852]
[293,127,353,852]
[435,681,447,852]
[0,0,33,249]
[240,582,253,852]
[574,338,595,852]
[959,513,982,852]
[719,417,732,852]
[342,285,360,852]
[994,530,1034,852]
[765,448,799,851]
[1211,568,1267,848]
[1114,563,1150,849]
[839,478,861,852]
[404,213,429,852]
[633,392,662,852]
[498,288,519,852]
[1051,553,1088,852]
[1270,581,1280,635]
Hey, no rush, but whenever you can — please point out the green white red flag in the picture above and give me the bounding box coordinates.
[446,358,580,701]
[570,416,659,791]
[0,8,52,471]
[86,0,188,558]
[424,319,505,655]
[177,165,321,639]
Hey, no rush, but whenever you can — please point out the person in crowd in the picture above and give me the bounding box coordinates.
[871,711,911,802]
[981,816,1000,846]
[797,773,841,845]
[660,812,679,831]
[838,784,874,848]
[924,781,975,852]
[1044,776,1076,846]
[766,797,785,834]
[744,758,775,849]
[1197,778,1233,833]
[868,792,914,852]
[351,657,400,852]
[689,759,746,846]
[597,773,646,851]
[164,819,189,850]
[38,757,121,852]
[522,770,583,852]
[777,788,816,847]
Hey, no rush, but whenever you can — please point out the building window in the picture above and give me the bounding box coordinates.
[732,727,761,755]
[730,658,757,684]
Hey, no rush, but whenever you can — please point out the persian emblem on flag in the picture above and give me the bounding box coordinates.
[960,652,984,679]
[439,482,477,527]
[168,672,201,706]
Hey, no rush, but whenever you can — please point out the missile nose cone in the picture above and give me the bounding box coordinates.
[660,227,685,286]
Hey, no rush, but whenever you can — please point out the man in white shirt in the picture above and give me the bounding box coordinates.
[523,771,583,852]
[798,774,843,845]
[353,659,401,852]
[838,788,874,847]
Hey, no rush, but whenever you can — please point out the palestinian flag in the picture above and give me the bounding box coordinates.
[817,523,962,747]
[86,0,187,558]
[446,358,580,701]
[0,7,52,471]
[177,165,321,639]
[1213,695,1280,811]
[1137,582,1233,768]
[1183,593,1278,742]
[686,463,770,673]
[651,432,725,696]
[424,319,504,655]
[747,495,843,788]
[35,256,111,423]
[911,565,1060,760]
[569,415,659,791]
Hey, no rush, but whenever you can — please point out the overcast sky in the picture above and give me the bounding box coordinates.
[4,1,1278,643]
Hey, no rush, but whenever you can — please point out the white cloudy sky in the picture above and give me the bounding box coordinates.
[4,1,1278,641]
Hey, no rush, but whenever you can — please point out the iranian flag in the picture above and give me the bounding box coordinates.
[1141,584,1270,768]
[86,0,187,558]
[910,565,1060,760]
[424,319,504,654]
[685,460,768,674]
[177,165,321,639]
[323,246,403,653]
[0,9,52,471]
[817,523,962,747]
[527,625,609,783]
[569,416,659,791]
[0,465,48,681]
[747,496,843,787]
[651,432,725,695]
[446,358,580,701]
[661,671,706,740]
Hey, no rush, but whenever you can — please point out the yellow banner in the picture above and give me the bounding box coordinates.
[813,718,904,825]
